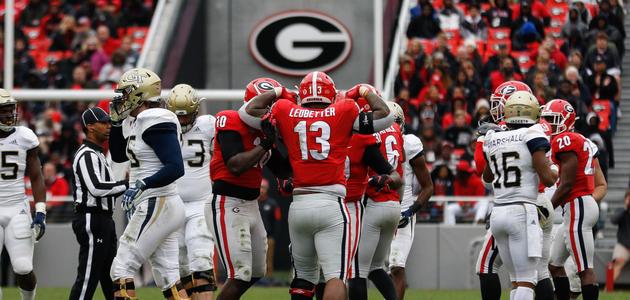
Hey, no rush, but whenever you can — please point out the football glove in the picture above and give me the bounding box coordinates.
[398,208,415,228]
[278,178,294,197]
[122,179,146,219]
[260,113,277,150]
[537,205,551,228]
[345,84,370,100]
[109,97,128,125]
[368,174,393,192]
[31,202,46,241]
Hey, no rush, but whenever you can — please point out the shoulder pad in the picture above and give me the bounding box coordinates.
[137,108,178,132]
[17,126,39,150]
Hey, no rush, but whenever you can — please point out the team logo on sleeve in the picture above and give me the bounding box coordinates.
[249,10,352,76]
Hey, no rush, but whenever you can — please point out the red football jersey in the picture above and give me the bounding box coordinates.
[345,134,379,202]
[365,123,404,202]
[473,138,485,176]
[271,99,359,192]
[210,110,266,189]
[550,132,596,204]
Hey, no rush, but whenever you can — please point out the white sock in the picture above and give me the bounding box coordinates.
[514,286,534,300]
[510,288,517,300]
[20,287,35,300]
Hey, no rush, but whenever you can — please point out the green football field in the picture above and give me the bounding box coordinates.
[1,287,630,299]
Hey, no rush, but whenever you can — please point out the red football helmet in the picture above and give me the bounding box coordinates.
[540,99,576,136]
[244,77,282,102]
[299,71,337,105]
[490,81,532,122]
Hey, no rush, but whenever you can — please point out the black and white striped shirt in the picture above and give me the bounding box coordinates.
[72,141,128,213]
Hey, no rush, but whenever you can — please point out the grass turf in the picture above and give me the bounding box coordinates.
[1,287,630,299]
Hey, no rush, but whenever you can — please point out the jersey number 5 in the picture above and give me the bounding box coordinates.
[294,121,330,160]
[0,151,18,180]
[127,136,140,168]
[490,151,521,188]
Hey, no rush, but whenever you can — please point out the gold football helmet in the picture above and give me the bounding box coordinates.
[504,91,540,125]
[111,68,162,121]
[166,84,202,133]
[386,101,405,126]
[0,89,18,131]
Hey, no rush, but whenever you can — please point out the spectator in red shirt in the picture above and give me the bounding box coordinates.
[536,36,567,70]
[44,162,70,197]
[488,56,523,91]
[443,160,487,225]
[96,25,121,56]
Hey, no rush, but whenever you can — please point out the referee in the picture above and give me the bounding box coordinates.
[69,107,128,300]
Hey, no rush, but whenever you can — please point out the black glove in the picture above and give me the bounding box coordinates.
[368,175,393,192]
[260,113,276,150]
[278,178,294,197]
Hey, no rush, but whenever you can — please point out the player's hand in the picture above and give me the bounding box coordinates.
[274,87,298,102]
[122,179,146,218]
[109,97,126,125]
[260,113,276,150]
[277,178,294,197]
[398,208,415,228]
[368,174,393,192]
[537,205,550,227]
[31,212,46,241]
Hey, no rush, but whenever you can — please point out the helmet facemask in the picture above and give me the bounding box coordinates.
[489,95,505,123]
[0,104,18,132]
[541,112,568,136]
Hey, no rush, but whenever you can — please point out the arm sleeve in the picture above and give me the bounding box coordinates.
[474,138,486,176]
[109,125,128,163]
[141,122,185,189]
[77,152,128,197]
[354,109,395,133]
[363,144,394,175]
[267,147,292,179]
[217,131,246,164]
[526,137,551,154]
[238,100,262,130]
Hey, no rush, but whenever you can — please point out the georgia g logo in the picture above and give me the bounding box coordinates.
[249,10,352,76]
[499,85,516,96]
[257,81,275,91]
[564,104,574,113]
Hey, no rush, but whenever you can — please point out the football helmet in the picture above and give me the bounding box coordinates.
[111,68,162,121]
[503,91,540,125]
[166,84,202,133]
[540,99,576,136]
[244,77,282,102]
[387,101,405,126]
[299,71,336,105]
[490,81,532,123]
[0,89,18,132]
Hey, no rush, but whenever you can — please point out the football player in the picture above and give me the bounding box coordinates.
[208,77,291,300]
[482,91,557,300]
[474,80,532,300]
[348,101,406,300]
[166,84,217,300]
[108,68,188,300]
[542,99,606,300]
[0,89,46,300]
[388,103,433,300]
[240,71,394,300]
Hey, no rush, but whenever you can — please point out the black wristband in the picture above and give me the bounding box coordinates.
[260,137,274,150]
[409,201,423,214]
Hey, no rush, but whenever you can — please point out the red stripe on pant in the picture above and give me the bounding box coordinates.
[569,200,583,272]
[479,235,494,273]
[220,195,235,278]
[344,202,353,278]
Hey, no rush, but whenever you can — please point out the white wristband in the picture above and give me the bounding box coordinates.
[273,87,283,98]
[35,202,47,214]
[359,86,370,98]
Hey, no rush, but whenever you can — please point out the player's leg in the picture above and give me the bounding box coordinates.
[506,205,539,300]
[349,199,380,300]
[315,195,349,300]
[250,200,268,283]
[566,197,599,300]
[100,216,117,300]
[563,258,582,299]
[389,214,416,300]
[210,195,258,299]
[367,201,399,300]
[5,206,37,300]
[178,222,193,295]
[443,203,462,225]
[149,231,189,300]
[549,222,572,300]
[535,212,555,300]
[185,202,217,300]
[490,207,520,299]
[475,230,503,300]
[288,195,319,300]
[612,243,630,281]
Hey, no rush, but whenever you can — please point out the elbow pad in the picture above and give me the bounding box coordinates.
[238,101,262,130]
[372,109,395,132]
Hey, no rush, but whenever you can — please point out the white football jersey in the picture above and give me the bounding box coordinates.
[0,126,39,206]
[178,115,215,202]
[483,124,549,205]
[122,108,182,199]
[401,134,424,210]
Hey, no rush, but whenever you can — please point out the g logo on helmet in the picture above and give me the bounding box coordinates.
[499,85,516,95]
[564,104,574,113]
[257,81,275,91]
[249,10,352,76]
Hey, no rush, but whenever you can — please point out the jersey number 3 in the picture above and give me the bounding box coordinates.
[294,121,330,160]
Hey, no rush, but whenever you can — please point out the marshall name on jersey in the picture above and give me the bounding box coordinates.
[0,126,39,205]
[365,123,404,202]
[482,124,550,205]
[178,115,215,202]
[550,131,597,204]
[401,134,424,210]
[122,108,182,199]
[271,99,359,197]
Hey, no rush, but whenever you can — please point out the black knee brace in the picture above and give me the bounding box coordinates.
[162,282,186,299]
[190,270,217,293]
[113,280,136,300]
[290,278,315,299]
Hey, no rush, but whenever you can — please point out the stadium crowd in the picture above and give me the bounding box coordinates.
[1,0,624,224]
[396,0,623,223]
